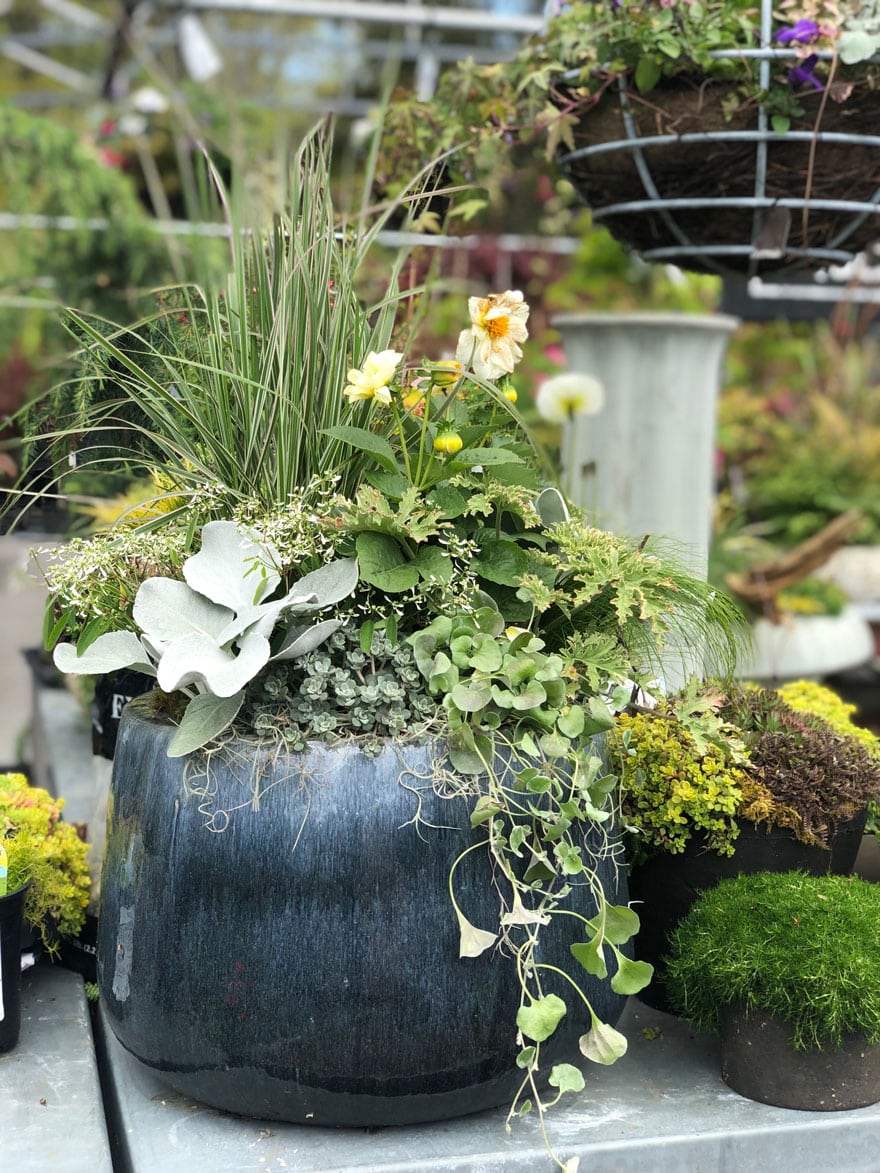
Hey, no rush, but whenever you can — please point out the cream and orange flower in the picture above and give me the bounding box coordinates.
[343,349,403,406]
[455,290,529,381]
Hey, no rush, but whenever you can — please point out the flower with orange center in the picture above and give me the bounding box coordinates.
[455,290,529,381]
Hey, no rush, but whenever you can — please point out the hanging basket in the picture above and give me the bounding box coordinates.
[557,74,880,276]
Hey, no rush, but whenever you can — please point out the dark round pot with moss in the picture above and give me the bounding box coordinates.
[665,870,880,1111]
[614,681,880,1011]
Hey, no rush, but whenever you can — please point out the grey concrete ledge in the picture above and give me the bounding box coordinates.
[2,963,112,1172]
[94,998,880,1173]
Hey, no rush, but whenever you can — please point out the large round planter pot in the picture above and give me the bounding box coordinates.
[721,1005,880,1110]
[98,696,629,1126]
[629,814,866,1013]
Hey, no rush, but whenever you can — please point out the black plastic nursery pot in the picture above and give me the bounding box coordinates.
[629,814,867,1013]
[98,696,630,1126]
[0,882,30,1053]
[721,1005,880,1111]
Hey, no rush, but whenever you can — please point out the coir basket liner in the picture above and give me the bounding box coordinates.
[558,77,880,275]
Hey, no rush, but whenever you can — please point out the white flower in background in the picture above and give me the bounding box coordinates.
[343,349,403,406]
[455,290,529,381]
[536,373,605,423]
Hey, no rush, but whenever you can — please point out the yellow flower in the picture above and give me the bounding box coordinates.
[501,385,518,403]
[433,431,463,455]
[402,384,427,416]
[343,349,403,406]
[455,290,529,381]
[535,373,605,423]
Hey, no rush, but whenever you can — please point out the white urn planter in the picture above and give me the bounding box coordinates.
[735,606,875,683]
[552,312,739,578]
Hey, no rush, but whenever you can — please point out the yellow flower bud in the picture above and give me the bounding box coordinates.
[428,360,464,388]
[502,386,518,403]
[433,431,463,455]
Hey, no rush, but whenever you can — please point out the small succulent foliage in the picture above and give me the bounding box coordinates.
[239,621,441,756]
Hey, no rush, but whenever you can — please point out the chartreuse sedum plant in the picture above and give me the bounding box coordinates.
[0,773,90,951]
[611,697,749,862]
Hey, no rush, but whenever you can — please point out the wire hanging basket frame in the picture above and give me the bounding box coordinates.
[556,0,880,276]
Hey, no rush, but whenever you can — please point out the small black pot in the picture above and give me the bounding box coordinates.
[0,882,30,1053]
[91,668,154,760]
[721,1005,880,1111]
[55,912,98,983]
[630,814,867,1013]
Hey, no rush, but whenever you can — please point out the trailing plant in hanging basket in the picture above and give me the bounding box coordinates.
[384,0,880,274]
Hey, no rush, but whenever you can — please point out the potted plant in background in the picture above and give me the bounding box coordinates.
[711,508,876,682]
[0,772,91,1051]
[15,127,744,1167]
[665,870,880,1111]
[611,678,880,1009]
[777,677,880,879]
[383,0,880,274]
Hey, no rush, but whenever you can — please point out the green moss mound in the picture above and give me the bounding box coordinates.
[665,870,880,1051]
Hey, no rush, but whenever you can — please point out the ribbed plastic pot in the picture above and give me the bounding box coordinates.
[98,696,629,1126]
[0,881,30,1053]
[721,1006,880,1111]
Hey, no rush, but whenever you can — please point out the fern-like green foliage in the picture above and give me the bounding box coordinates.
[666,871,880,1050]
[522,522,748,682]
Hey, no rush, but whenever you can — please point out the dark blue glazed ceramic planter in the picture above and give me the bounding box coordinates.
[98,695,629,1126]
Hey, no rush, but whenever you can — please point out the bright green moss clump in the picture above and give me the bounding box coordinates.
[666,871,880,1051]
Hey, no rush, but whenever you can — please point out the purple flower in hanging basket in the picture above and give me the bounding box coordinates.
[776,18,821,44]
[787,53,824,90]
